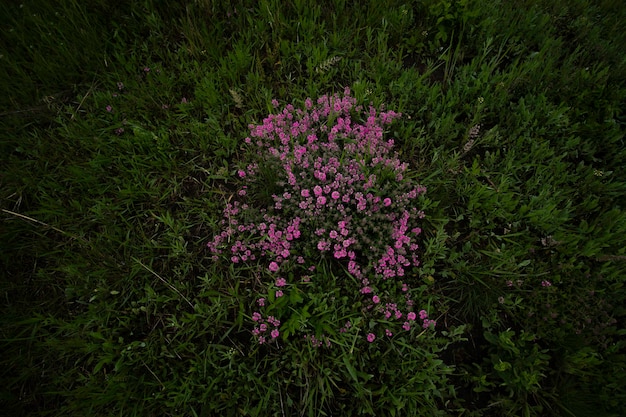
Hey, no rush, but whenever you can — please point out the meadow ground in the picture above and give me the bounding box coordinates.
[1,1,625,416]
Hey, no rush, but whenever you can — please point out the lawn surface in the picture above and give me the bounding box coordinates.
[1,1,625,416]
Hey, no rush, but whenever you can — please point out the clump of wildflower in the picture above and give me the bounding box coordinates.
[305,334,332,348]
[251,312,281,344]
[207,88,434,344]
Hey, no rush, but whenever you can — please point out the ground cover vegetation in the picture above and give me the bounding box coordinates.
[1,0,625,416]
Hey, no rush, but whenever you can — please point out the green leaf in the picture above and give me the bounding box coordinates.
[342,355,358,383]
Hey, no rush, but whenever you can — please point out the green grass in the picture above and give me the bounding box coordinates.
[1,0,625,415]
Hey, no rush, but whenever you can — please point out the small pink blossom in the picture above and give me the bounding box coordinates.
[366,333,376,343]
[275,290,284,298]
[372,295,380,304]
[407,312,416,321]
[402,322,411,331]
[268,262,279,272]
[317,240,330,251]
[541,280,552,287]
[301,189,310,197]
[271,329,279,339]
[237,170,246,178]
[275,277,287,287]
[257,298,265,307]
[383,198,392,206]
[423,319,436,328]
[267,316,280,326]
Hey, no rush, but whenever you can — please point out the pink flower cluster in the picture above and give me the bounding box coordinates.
[251,312,281,344]
[207,88,434,343]
[305,333,332,348]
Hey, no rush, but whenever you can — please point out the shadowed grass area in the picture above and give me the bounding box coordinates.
[1,0,625,416]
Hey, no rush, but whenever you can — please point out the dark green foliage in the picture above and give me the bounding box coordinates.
[1,0,625,416]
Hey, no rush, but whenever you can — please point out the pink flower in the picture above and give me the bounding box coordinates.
[407,312,416,321]
[317,240,330,251]
[385,329,393,337]
[269,261,279,272]
[301,189,310,197]
[367,333,376,343]
[237,170,246,178]
[383,198,392,206]
[423,319,436,328]
[361,286,372,294]
[275,277,287,287]
[372,295,380,304]
[541,280,552,287]
[271,329,279,339]
[313,185,323,196]
[252,312,262,321]
[402,322,411,331]
[317,196,327,205]
[331,191,340,199]
[275,290,284,298]
[257,298,265,307]
[419,309,428,320]
[106,105,113,112]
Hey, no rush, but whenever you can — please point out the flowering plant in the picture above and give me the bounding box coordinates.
[207,88,436,346]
